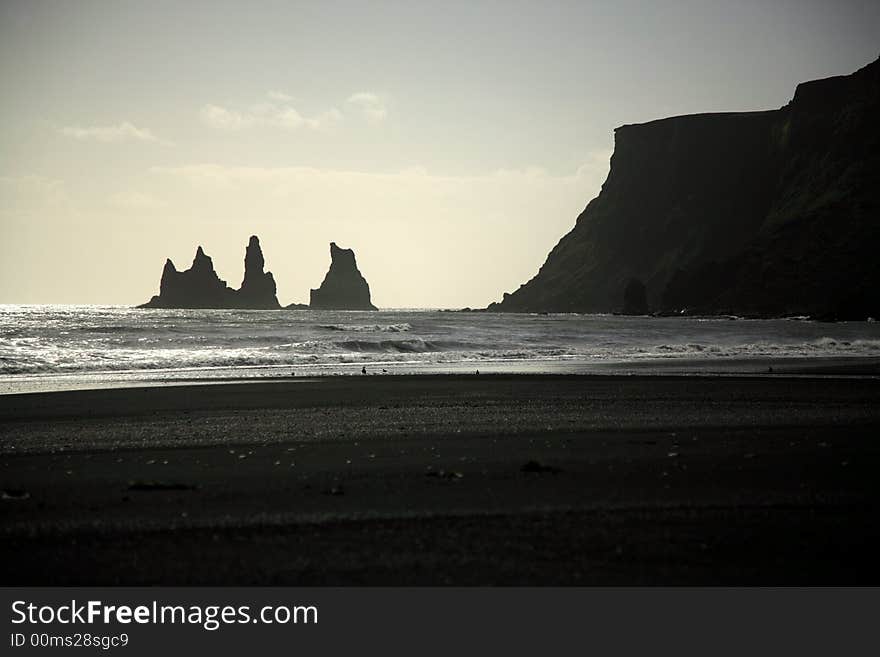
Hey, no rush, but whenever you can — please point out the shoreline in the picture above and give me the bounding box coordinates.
[2,354,879,396]
[2,373,879,583]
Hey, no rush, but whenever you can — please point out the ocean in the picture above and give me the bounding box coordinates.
[1,305,879,393]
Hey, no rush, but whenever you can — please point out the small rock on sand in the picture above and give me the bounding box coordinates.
[521,460,562,474]
[425,470,464,480]
[128,481,197,492]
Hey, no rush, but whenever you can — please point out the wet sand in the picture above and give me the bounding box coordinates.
[3,354,879,395]
[1,374,879,584]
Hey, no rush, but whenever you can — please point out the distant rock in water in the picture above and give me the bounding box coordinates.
[236,236,280,309]
[488,56,880,319]
[139,237,378,310]
[139,246,236,309]
[139,236,279,309]
[308,242,377,310]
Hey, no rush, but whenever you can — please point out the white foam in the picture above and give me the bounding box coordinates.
[2,305,880,378]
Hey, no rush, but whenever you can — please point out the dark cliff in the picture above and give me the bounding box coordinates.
[139,236,279,309]
[489,57,880,319]
[307,242,377,310]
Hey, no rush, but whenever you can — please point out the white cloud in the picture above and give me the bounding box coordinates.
[108,190,167,211]
[201,92,387,132]
[59,121,170,144]
[199,104,253,130]
[149,156,610,191]
[200,98,343,132]
[306,107,344,130]
[267,90,295,102]
[346,92,388,123]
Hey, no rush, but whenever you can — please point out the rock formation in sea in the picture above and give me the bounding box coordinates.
[139,246,236,309]
[488,56,880,319]
[139,236,279,309]
[308,242,377,310]
[236,236,280,309]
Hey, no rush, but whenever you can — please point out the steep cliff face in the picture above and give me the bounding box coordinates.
[236,236,280,309]
[140,246,237,309]
[308,242,377,310]
[139,236,279,309]
[489,57,880,319]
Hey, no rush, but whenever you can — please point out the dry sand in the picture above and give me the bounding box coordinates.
[1,374,879,584]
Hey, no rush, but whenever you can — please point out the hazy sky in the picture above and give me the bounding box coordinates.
[1,1,878,308]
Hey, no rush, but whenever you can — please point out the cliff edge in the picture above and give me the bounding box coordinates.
[489,57,880,319]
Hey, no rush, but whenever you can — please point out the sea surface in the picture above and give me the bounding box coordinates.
[2,305,879,393]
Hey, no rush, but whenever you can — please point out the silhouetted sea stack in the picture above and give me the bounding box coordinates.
[489,56,880,320]
[139,236,279,309]
[139,246,236,309]
[308,242,377,310]
[236,236,280,309]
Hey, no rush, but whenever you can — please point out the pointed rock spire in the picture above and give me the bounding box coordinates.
[139,245,235,308]
[309,242,377,310]
[236,235,280,309]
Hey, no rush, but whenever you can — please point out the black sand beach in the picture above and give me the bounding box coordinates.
[2,374,879,584]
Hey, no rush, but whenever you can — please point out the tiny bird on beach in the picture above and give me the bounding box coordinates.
[362,366,367,375]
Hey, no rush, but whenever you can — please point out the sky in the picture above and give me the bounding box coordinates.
[1,1,878,308]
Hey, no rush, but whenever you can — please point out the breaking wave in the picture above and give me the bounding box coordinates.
[319,323,412,332]
[649,338,880,357]
[2,305,880,378]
